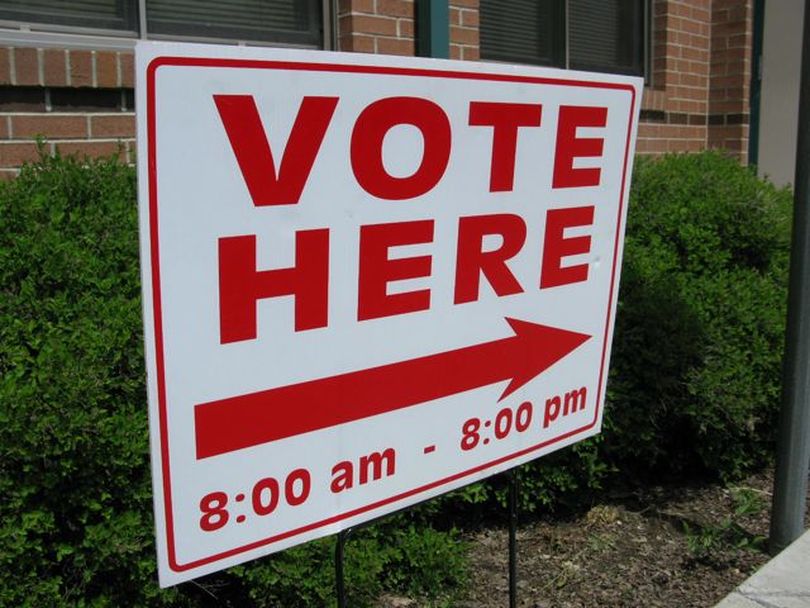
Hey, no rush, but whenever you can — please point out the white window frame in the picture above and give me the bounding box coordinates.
[0,0,334,51]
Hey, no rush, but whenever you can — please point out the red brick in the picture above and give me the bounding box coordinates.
[96,51,118,88]
[672,31,690,45]
[450,0,478,8]
[641,89,666,111]
[680,18,702,34]
[724,61,747,76]
[692,7,711,22]
[670,3,690,18]
[688,34,709,47]
[450,26,478,46]
[0,116,8,139]
[641,138,668,153]
[0,48,10,85]
[43,49,67,87]
[680,73,702,87]
[634,139,651,154]
[339,35,375,53]
[722,47,748,62]
[339,0,374,14]
[14,48,40,86]
[690,60,709,74]
[461,9,479,27]
[376,0,413,19]
[670,58,688,72]
[461,46,479,61]
[682,47,708,62]
[90,114,135,138]
[713,74,741,88]
[398,19,414,38]
[711,100,744,113]
[119,53,134,88]
[13,115,87,139]
[0,142,42,167]
[712,8,730,24]
[341,14,397,36]
[728,33,750,48]
[376,37,415,56]
[125,140,137,164]
[450,7,461,25]
[728,6,750,22]
[69,50,93,87]
[450,45,462,60]
[638,123,661,138]
[54,140,125,161]
[668,138,692,152]
[715,20,747,36]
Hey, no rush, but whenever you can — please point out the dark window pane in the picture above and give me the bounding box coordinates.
[145,0,322,46]
[480,0,564,67]
[569,0,645,75]
[0,0,137,32]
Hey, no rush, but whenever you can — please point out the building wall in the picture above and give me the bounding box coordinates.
[637,0,712,155]
[0,48,135,180]
[336,0,479,60]
[0,0,755,179]
[708,0,752,163]
[757,0,803,187]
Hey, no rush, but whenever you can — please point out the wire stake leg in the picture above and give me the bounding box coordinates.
[509,469,520,608]
[336,529,348,608]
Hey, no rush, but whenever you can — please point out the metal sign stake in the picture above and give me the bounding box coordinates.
[332,469,523,607]
[509,469,520,608]
[336,529,349,608]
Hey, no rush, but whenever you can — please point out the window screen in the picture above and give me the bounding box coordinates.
[480,0,646,77]
[0,0,137,32]
[145,0,322,46]
[480,0,564,67]
[569,0,645,75]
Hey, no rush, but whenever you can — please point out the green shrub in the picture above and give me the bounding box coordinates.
[0,154,165,607]
[0,153,467,607]
[229,522,467,607]
[0,149,792,606]
[444,152,791,514]
[606,151,791,479]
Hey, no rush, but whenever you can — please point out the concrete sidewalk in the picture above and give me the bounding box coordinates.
[715,530,810,607]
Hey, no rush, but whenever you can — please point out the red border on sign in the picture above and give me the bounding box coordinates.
[146,56,637,573]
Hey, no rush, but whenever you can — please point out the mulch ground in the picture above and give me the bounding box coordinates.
[379,467,810,608]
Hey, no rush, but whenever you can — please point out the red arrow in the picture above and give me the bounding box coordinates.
[194,318,590,459]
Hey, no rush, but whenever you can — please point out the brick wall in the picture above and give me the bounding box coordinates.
[337,0,480,60]
[637,0,711,155]
[0,47,135,179]
[450,1,479,61]
[636,0,752,160]
[0,1,754,178]
[708,0,752,162]
[337,0,416,55]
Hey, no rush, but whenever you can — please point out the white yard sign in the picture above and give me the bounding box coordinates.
[136,41,642,586]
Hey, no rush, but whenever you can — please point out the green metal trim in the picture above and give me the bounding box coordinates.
[770,0,810,555]
[416,0,449,59]
[749,0,765,167]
